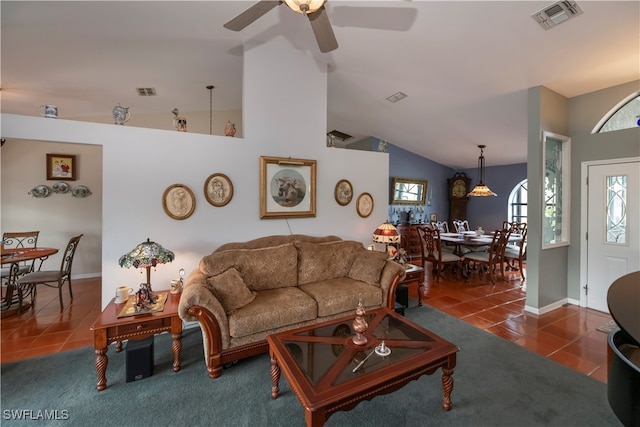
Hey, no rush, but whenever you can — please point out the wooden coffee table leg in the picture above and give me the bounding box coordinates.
[305,408,326,427]
[95,347,108,392]
[441,367,454,411]
[270,355,280,399]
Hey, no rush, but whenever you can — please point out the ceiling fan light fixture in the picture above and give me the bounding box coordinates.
[468,145,497,197]
[284,0,326,14]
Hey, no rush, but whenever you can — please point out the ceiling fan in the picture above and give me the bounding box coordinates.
[224,0,338,53]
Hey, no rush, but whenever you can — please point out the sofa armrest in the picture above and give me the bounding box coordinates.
[178,270,231,351]
[379,260,407,309]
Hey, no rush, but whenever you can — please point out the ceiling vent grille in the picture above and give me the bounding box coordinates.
[532,1,583,30]
[136,87,157,96]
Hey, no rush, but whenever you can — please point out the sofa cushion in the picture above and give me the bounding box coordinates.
[228,287,317,338]
[206,268,256,315]
[348,249,389,285]
[299,277,382,317]
[295,240,363,285]
[200,243,298,290]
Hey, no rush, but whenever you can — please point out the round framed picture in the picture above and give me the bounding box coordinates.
[162,184,196,220]
[356,192,374,218]
[334,179,353,206]
[204,173,234,207]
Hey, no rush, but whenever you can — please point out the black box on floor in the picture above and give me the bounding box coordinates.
[126,336,154,382]
[395,284,409,308]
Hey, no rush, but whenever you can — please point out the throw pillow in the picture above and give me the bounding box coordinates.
[348,249,389,285]
[206,267,256,315]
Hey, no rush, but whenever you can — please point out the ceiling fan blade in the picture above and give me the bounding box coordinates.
[308,6,338,53]
[223,1,282,31]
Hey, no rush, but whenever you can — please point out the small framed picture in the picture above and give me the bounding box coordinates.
[162,184,196,220]
[46,154,77,181]
[430,213,438,222]
[260,156,316,219]
[204,173,233,207]
[334,179,353,206]
[356,192,374,218]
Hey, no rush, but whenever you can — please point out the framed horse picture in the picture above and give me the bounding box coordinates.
[260,156,316,219]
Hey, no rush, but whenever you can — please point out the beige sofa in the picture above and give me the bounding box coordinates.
[178,234,406,379]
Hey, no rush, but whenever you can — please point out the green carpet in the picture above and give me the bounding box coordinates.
[1,305,621,427]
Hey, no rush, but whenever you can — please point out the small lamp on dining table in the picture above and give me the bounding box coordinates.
[118,238,175,292]
[373,221,400,255]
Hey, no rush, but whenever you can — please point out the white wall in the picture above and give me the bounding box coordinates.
[2,39,389,308]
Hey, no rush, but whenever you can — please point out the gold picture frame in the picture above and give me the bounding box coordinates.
[46,153,77,181]
[260,156,316,219]
[162,184,196,220]
[356,192,374,218]
[334,179,353,206]
[204,173,233,207]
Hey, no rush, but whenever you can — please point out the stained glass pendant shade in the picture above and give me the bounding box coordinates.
[119,238,174,289]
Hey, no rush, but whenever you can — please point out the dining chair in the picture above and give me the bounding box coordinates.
[505,227,527,280]
[463,229,511,284]
[431,221,449,234]
[16,234,82,311]
[452,219,470,233]
[1,231,40,287]
[416,225,462,283]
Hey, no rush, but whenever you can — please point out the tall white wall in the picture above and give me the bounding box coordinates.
[2,40,389,308]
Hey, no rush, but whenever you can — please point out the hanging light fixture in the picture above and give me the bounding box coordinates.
[283,0,326,14]
[467,145,497,197]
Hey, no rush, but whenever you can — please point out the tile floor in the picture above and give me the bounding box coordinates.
[1,268,613,383]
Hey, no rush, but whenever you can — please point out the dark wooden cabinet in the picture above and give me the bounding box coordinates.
[448,172,471,227]
[396,224,422,260]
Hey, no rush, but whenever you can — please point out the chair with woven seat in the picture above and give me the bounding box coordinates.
[1,231,40,285]
[463,229,511,284]
[416,225,462,282]
[16,234,82,311]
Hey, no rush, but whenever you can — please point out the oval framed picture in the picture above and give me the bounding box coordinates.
[162,184,196,220]
[356,192,374,218]
[204,173,234,207]
[334,179,353,206]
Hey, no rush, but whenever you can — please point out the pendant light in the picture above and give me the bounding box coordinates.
[467,145,497,197]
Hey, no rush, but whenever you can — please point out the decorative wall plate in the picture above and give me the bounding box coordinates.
[204,173,234,207]
[71,185,92,198]
[28,185,52,198]
[334,179,353,206]
[52,181,70,194]
[356,192,374,218]
[163,184,196,220]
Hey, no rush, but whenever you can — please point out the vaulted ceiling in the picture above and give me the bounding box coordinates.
[1,1,638,168]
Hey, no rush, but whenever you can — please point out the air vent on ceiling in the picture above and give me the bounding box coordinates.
[532,1,583,30]
[386,92,407,103]
[136,87,157,96]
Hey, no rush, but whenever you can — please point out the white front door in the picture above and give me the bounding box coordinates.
[585,160,640,312]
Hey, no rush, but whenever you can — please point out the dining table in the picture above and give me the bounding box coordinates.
[1,246,59,317]
[440,231,523,256]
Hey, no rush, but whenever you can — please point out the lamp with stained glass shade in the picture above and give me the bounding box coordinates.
[118,238,175,292]
[373,221,400,254]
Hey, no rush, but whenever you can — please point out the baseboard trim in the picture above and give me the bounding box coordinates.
[525,298,570,315]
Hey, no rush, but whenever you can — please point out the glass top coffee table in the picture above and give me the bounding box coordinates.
[267,307,459,427]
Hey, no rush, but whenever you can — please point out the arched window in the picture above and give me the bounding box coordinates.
[593,92,640,134]
[508,179,528,224]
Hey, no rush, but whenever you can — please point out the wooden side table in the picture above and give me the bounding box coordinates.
[90,290,182,391]
[398,264,425,306]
